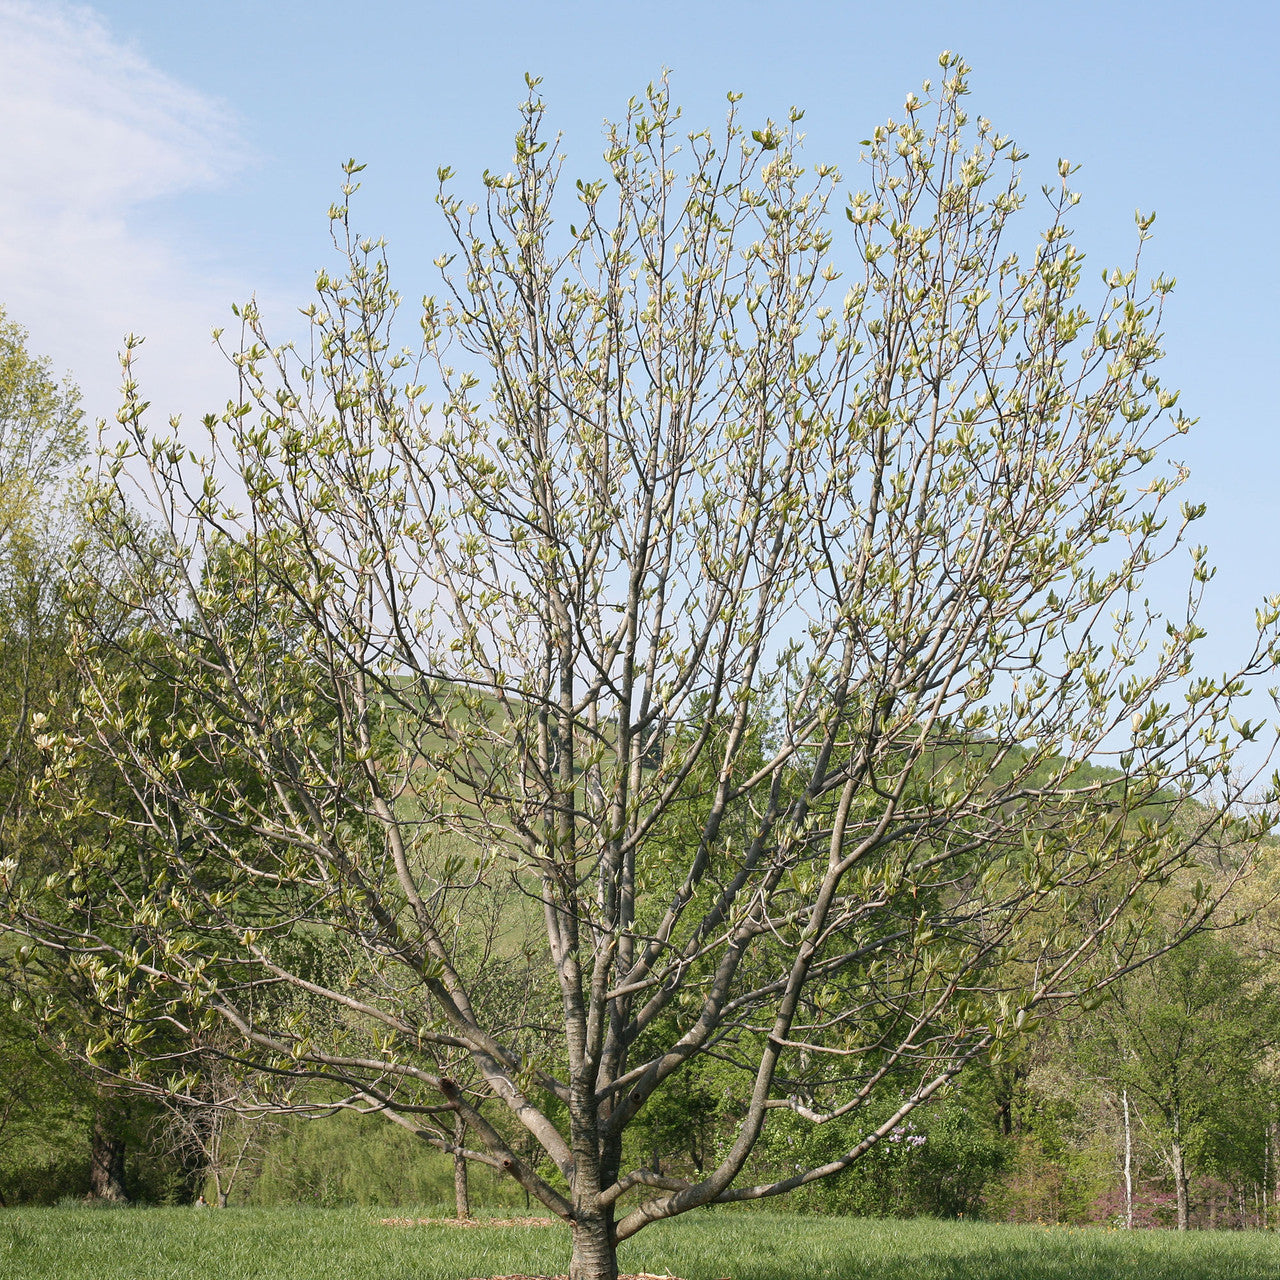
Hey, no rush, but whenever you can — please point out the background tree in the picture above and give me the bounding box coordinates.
[1069,931,1277,1229]
[0,312,198,1207]
[148,1043,287,1207]
[0,307,112,1202]
[7,59,1280,1278]
[0,304,83,835]
[0,999,90,1205]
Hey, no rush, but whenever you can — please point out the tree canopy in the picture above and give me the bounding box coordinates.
[5,59,1279,1279]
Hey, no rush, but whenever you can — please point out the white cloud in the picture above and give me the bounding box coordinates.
[0,1,249,430]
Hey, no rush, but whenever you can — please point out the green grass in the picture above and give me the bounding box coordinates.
[3,1207,1280,1280]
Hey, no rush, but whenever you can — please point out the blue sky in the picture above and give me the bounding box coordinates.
[2,0,1277,716]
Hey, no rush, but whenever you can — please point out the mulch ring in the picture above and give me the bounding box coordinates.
[379,1216,556,1228]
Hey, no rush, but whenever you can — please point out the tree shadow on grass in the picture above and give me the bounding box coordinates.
[732,1233,1280,1280]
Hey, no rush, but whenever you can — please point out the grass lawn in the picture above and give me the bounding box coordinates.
[4,1207,1280,1280]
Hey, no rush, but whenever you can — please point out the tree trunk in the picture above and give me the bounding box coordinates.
[1271,1119,1280,1214]
[1265,1124,1271,1228]
[1172,1138,1189,1231]
[568,1215,618,1280]
[453,1113,471,1220]
[88,1106,128,1202]
[1122,1089,1133,1230]
[211,1167,227,1208]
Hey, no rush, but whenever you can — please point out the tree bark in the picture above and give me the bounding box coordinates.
[88,1105,128,1202]
[1123,1089,1134,1230]
[1272,1119,1280,1213]
[1172,1138,1189,1231]
[453,1113,471,1220]
[569,1214,618,1280]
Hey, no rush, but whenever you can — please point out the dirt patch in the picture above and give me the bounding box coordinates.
[379,1216,556,1228]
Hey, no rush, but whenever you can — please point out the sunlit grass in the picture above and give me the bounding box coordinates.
[4,1206,1280,1279]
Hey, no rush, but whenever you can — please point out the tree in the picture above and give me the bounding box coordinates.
[0,304,83,820]
[148,1044,286,1207]
[0,999,90,1205]
[1071,932,1277,1229]
[0,308,114,1202]
[7,59,1280,1278]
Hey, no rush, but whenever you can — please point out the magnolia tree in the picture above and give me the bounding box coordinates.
[7,59,1279,1278]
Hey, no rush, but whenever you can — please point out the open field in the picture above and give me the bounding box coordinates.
[4,1208,1280,1280]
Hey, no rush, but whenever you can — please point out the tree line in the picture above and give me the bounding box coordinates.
[1,56,1278,1278]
